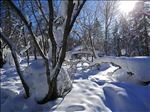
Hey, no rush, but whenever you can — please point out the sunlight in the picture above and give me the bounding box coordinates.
[119,1,138,14]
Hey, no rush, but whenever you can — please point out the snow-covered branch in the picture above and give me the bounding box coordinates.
[6,0,47,61]
[0,32,30,97]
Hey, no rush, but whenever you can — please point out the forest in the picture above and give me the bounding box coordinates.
[0,0,150,112]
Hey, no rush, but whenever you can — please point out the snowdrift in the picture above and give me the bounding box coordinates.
[91,56,150,82]
[23,59,72,101]
[1,56,150,112]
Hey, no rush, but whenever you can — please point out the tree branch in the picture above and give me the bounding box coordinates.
[35,0,49,24]
[48,0,57,68]
[6,0,47,60]
[70,0,86,30]
[0,32,30,97]
[53,0,86,79]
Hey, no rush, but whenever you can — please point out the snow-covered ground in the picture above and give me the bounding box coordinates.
[1,56,150,112]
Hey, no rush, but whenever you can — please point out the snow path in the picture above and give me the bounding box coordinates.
[54,80,111,112]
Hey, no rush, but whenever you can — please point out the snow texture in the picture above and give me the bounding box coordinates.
[3,48,22,66]
[1,56,150,112]
[91,56,150,82]
[23,59,49,101]
[23,59,72,101]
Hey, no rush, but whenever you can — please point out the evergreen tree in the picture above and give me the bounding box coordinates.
[129,1,150,56]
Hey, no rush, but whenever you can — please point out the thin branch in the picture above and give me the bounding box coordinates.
[52,1,86,78]
[48,0,57,68]
[70,0,86,30]
[35,0,48,24]
[6,0,47,60]
[52,1,75,78]
[30,1,46,53]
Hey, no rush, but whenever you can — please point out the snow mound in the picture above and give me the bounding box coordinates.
[102,82,150,111]
[53,80,150,111]
[57,67,72,96]
[23,59,72,101]
[54,80,111,112]
[92,56,150,82]
[23,59,48,101]
[1,56,150,112]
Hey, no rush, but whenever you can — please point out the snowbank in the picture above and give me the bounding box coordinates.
[23,59,72,101]
[1,80,150,112]
[23,59,49,101]
[1,56,150,112]
[91,56,150,82]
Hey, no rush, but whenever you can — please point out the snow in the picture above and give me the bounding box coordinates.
[22,59,72,100]
[53,80,111,112]
[1,56,150,112]
[71,45,84,52]
[23,59,49,101]
[91,56,150,82]
[3,48,22,66]
[20,42,31,55]
[57,67,72,96]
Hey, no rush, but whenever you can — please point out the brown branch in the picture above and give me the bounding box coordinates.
[6,1,51,88]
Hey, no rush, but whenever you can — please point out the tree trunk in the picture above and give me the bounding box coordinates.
[88,30,96,59]
[104,26,108,55]
[0,40,4,68]
[0,32,30,97]
[6,0,85,104]
[38,77,58,104]
[34,45,37,60]
[22,28,30,65]
[143,15,149,56]
[116,38,121,56]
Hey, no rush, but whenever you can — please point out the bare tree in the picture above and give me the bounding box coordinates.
[73,5,98,60]
[98,1,118,55]
[4,0,85,104]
